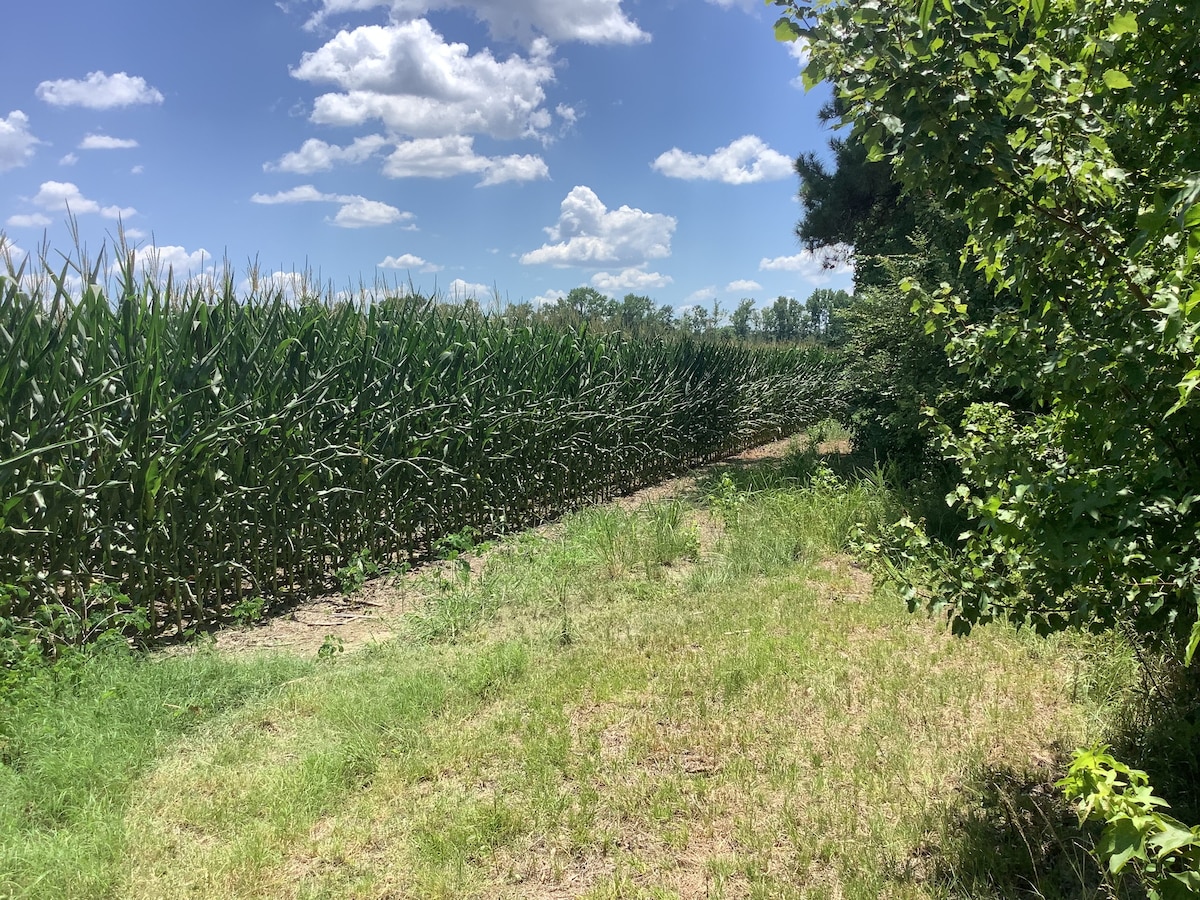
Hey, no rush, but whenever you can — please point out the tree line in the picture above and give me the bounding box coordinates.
[487,285,851,344]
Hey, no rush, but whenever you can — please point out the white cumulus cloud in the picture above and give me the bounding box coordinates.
[591,268,673,293]
[79,134,139,150]
[383,136,489,178]
[726,279,761,292]
[445,277,493,300]
[264,135,388,174]
[30,181,136,220]
[294,21,555,140]
[682,286,718,305]
[378,253,442,272]
[652,135,793,185]
[530,288,566,307]
[5,213,52,228]
[476,152,548,186]
[59,153,78,166]
[36,71,164,109]
[0,111,40,172]
[381,136,548,185]
[759,246,855,283]
[250,185,331,204]
[332,196,405,228]
[521,186,676,268]
[250,184,414,229]
[306,0,647,45]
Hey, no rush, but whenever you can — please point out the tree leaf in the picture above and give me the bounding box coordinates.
[1098,816,1148,873]
[1148,820,1199,856]
[1160,871,1200,900]
[1110,12,1138,35]
[1103,69,1134,90]
[774,16,803,42]
[918,0,935,29]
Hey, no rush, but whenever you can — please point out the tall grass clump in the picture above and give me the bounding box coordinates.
[0,239,837,645]
[702,433,900,579]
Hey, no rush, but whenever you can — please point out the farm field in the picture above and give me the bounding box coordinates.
[0,263,832,646]
[4,0,1200,890]
[0,436,1133,899]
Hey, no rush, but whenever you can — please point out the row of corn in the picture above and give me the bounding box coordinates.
[0,253,836,643]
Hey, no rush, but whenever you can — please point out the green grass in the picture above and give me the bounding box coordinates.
[0,449,1140,898]
[0,648,312,898]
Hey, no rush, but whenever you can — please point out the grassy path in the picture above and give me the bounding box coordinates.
[1,442,1124,898]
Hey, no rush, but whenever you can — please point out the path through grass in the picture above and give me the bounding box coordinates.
[1,444,1131,898]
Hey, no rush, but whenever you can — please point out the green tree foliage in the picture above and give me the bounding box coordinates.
[793,119,979,469]
[801,288,851,344]
[565,285,617,320]
[793,99,912,280]
[789,94,1002,470]
[773,0,1200,884]
[731,298,759,339]
[776,0,1200,656]
[762,295,804,341]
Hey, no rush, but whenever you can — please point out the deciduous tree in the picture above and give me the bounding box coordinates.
[773,0,1200,657]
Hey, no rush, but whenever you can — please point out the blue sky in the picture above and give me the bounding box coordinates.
[0,0,851,312]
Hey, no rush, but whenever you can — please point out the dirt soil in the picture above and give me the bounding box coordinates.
[209,435,810,657]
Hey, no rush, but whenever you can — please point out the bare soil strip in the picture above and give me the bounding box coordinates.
[212,436,808,656]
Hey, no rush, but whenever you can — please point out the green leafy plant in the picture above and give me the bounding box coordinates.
[774,0,1200,652]
[1059,745,1200,897]
[434,526,478,561]
[317,633,345,660]
[336,551,380,595]
[772,0,1200,880]
[708,471,747,525]
[229,595,267,627]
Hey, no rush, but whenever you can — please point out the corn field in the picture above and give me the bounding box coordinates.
[0,249,836,644]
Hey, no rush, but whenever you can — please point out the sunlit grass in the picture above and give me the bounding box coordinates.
[0,649,312,898]
[1,454,1135,898]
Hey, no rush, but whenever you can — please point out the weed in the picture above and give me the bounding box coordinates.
[555,576,573,646]
[336,551,380,595]
[409,579,496,643]
[434,526,478,561]
[317,634,345,660]
[641,501,699,576]
[708,471,747,524]
[229,595,267,628]
[586,507,636,579]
